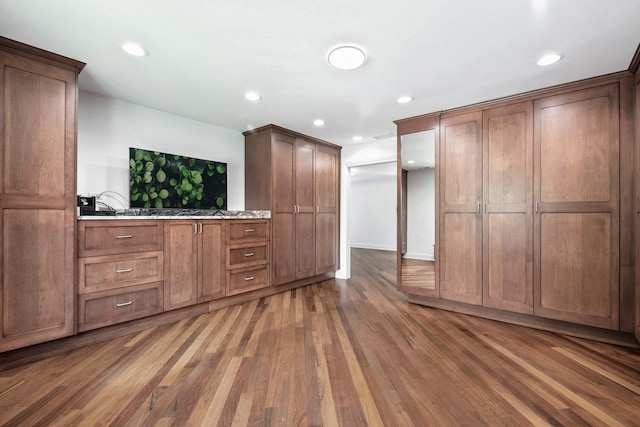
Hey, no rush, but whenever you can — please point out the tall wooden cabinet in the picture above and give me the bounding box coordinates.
[244,125,340,286]
[0,38,84,352]
[400,74,632,341]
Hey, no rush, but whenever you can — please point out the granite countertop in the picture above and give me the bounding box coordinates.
[78,208,270,220]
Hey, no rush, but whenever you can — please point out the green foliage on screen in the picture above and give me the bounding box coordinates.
[129,148,227,209]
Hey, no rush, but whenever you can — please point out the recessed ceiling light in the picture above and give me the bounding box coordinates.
[313,119,325,126]
[244,92,261,101]
[122,42,148,57]
[352,136,363,141]
[328,45,366,70]
[408,160,415,164]
[537,53,563,66]
[397,96,413,104]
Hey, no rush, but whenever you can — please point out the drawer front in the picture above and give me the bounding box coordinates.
[227,243,268,269]
[79,283,163,332]
[79,251,164,293]
[226,265,269,296]
[226,220,269,244]
[78,220,163,256]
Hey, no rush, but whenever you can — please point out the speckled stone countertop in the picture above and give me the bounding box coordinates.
[78,209,270,220]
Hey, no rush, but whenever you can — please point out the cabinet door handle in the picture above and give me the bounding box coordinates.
[244,229,255,233]
[292,205,297,214]
[244,276,255,281]
[116,268,133,273]
[116,235,132,239]
[477,202,481,215]
[193,223,197,234]
[535,201,539,213]
[244,253,255,257]
[198,223,203,234]
[316,206,320,213]
[116,301,133,307]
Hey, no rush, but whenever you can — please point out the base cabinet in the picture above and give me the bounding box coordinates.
[164,220,225,311]
[225,220,270,296]
[77,220,164,332]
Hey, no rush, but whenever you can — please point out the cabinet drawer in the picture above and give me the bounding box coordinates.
[78,251,164,293]
[78,220,163,256]
[227,242,268,269]
[226,265,269,296]
[226,220,269,244]
[78,283,163,332]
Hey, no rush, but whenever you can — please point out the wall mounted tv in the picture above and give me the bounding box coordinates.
[129,147,227,210]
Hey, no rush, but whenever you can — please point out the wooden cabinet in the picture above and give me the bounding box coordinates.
[164,220,225,310]
[482,102,533,314]
[244,125,341,286]
[225,220,270,296]
[439,111,483,305]
[77,220,164,332]
[403,76,630,338]
[533,84,620,329]
[0,38,84,352]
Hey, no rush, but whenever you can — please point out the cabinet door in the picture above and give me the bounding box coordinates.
[315,145,340,274]
[164,221,198,310]
[439,112,483,305]
[199,221,225,301]
[295,139,315,279]
[534,84,619,329]
[272,135,296,285]
[483,102,533,314]
[0,51,77,352]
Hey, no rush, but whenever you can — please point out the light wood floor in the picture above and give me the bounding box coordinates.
[1,248,639,426]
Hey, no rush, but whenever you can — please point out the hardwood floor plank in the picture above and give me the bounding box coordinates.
[0,248,639,426]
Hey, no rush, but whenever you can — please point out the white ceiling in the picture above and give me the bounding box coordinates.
[1,0,639,146]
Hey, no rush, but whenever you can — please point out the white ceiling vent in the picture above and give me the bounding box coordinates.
[372,132,396,140]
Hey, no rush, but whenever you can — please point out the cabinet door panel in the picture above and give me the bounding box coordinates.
[273,136,294,213]
[2,209,72,342]
[483,102,533,314]
[200,222,224,301]
[537,213,615,326]
[164,222,198,310]
[440,112,482,305]
[296,212,315,279]
[272,213,295,285]
[295,139,315,211]
[315,147,339,274]
[534,85,619,329]
[440,213,481,305]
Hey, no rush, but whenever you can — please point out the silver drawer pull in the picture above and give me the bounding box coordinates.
[244,229,255,233]
[244,276,255,281]
[244,253,255,257]
[116,235,133,239]
[116,268,133,273]
[116,301,133,307]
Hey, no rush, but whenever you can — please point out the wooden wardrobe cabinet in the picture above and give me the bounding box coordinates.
[0,38,84,352]
[164,220,225,310]
[244,125,340,286]
[407,76,630,338]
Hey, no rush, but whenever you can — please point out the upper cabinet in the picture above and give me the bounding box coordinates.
[0,37,85,352]
[244,125,341,286]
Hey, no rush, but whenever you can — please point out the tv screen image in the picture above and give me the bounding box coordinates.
[129,147,227,210]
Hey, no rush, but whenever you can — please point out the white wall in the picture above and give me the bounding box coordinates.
[77,91,245,210]
[350,174,397,251]
[406,168,435,260]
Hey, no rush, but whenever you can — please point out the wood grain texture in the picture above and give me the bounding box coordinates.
[0,249,638,426]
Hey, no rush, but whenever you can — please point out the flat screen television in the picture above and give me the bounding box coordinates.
[129,147,227,210]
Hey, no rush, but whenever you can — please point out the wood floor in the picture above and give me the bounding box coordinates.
[1,249,639,426]
[401,257,435,289]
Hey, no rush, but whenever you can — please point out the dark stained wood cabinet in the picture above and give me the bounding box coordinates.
[439,111,483,305]
[401,73,634,342]
[164,220,225,310]
[244,125,341,287]
[0,38,84,352]
[225,220,270,296]
[482,101,533,314]
[534,84,620,329]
